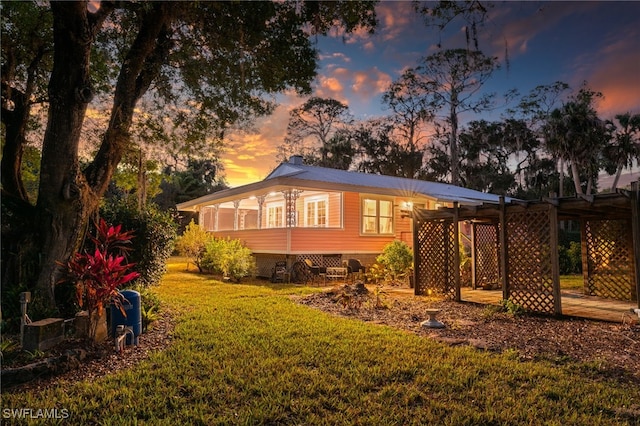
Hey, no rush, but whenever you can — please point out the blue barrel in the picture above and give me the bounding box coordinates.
[111,290,142,345]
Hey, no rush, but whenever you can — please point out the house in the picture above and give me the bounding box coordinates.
[176,156,507,278]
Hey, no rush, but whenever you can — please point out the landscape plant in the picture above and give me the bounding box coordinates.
[376,240,413,284]
[62,219,140,341]
[201,237,256,282]
[175,219,212,272]
[100,199,177,287]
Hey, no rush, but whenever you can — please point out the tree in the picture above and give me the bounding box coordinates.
[413,49,499,185]
[603,113,640,191]
[1,1,377,311]
[508,81,571,196]
[414,1,492,51]
[280,97,354,166]
[383,68,432,150]
[457,120,516,195]
[1,2,53,203]
[354,119,426,179]
[543,86,610,195]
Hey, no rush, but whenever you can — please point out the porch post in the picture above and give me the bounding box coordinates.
[282,189,303,227]
[453,202,461,301]
[197,206,203,228]
[256,195,266,229]
[548,202,562,315]
[470,222,477,290]
[233,200,241,230]
[212,204,219,231]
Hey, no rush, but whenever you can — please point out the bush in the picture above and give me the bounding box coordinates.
[201,237,256,282]
[175,219,212,272]
[376,240,413,283]
[100,199,177,287]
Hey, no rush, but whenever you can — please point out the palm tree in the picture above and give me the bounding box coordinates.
[603,113,640,191]
[543,87,609,195]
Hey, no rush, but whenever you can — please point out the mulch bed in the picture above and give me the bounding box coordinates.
[2,312,175,393]
[295,283,640,385]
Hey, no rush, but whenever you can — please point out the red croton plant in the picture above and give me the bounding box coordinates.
[63,219,140,337]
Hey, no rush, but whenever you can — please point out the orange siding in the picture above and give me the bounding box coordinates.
[288,192,395,254]
[328,192,342,227]
[213,229,288,252]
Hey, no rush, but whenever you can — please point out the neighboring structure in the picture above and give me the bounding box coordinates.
[177,156,507,277]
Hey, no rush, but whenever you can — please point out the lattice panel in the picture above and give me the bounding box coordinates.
[473,223,500,289]
[584,219,635,301]
[506,209,555,314]
[415,220,456,299]
[296,254,324,267]
[255,254,287,278]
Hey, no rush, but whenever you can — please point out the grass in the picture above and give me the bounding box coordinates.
[560,274,585,290]
[3,258,639,425]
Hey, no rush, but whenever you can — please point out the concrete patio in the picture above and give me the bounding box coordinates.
[460,288,638,323]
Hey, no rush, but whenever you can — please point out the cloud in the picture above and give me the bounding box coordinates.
[579,34,640,118]
[375,2,417,42]
[222,93,306,187]
[351,67,392,98]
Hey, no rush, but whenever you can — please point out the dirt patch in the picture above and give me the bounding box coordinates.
[295,284,640,385]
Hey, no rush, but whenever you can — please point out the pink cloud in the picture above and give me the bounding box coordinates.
[351,68,392,98]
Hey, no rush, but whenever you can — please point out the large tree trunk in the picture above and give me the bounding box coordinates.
[570,160,583,195]
[611,163,623,192]
[33,3,102,310]
[33,2,174,310]
[1,89,30,202]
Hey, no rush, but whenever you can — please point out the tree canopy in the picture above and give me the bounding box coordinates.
[1,0,377,311]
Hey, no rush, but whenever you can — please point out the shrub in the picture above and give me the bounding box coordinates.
[201,237,256,282]
[62,219,140,340]
[101,199,177,287]
[175,219,212,272]
[376,240,413,283]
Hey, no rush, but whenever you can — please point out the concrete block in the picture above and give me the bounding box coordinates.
[74,310,107,343]
[23,318,65,352]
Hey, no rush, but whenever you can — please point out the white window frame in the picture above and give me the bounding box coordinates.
[266,202,284,228]
[361,197,394,235]
[304,195,328,227]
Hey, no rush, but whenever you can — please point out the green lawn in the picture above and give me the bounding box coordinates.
[3,259,639,425]
[560,274,585,290]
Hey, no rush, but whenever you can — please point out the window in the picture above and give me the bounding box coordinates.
[266,202,284,228]
[305,196,328,227]
[362,198,393,234]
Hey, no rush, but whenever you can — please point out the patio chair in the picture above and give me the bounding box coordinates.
[347,258,365,282]
[271,261,288,283]
[304,259,327,285]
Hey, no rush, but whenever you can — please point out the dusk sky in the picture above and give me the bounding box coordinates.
[221,1,640,187]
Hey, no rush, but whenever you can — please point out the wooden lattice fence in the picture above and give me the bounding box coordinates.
[583,219,636,301]
[472,223,500,289]
[505,207,557,314]
[414,219,457,299]
[414,186,639,317]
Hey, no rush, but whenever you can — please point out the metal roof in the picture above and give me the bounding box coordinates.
[177,159,509,211]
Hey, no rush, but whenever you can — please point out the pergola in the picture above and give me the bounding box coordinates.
[412,182,640,315]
